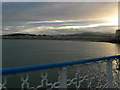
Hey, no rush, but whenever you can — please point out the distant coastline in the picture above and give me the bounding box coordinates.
[1,32,120,43]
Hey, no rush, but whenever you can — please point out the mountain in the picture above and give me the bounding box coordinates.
[3,33,37,36]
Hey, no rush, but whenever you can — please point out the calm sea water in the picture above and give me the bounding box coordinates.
[2,40,120,68]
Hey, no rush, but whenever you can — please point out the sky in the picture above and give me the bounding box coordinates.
[2,2,118,35]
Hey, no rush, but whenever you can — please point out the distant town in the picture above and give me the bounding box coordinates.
[1,29,120,43]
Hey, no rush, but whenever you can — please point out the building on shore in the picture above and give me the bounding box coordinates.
[116,29,120,38]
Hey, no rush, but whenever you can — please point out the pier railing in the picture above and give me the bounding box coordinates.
[1,55,120,89]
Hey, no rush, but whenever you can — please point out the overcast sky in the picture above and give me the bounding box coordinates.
[2,2,118,35]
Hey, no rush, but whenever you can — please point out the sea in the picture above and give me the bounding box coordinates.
[2,39,120,68]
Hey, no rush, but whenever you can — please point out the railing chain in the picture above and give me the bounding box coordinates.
[1,77,7,90]
[21,74,30,89]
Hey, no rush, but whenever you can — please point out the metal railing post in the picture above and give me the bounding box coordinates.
[58,68,67,89]
[116,58,120,71]
[118,58,120,70]
[107,59,113,88]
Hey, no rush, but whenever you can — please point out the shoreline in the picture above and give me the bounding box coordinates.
[2,38,120,44]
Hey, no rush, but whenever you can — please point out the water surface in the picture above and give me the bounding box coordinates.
[2,40,119,68]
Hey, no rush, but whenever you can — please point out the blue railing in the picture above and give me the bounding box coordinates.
[1,55,120,89]
[1,55,120,75]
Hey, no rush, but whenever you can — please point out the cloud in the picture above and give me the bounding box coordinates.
[2,2,118,34]
[2,18,117,35]
[3,2,117,25]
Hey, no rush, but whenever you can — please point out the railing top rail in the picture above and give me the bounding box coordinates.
[1,55,120,75]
